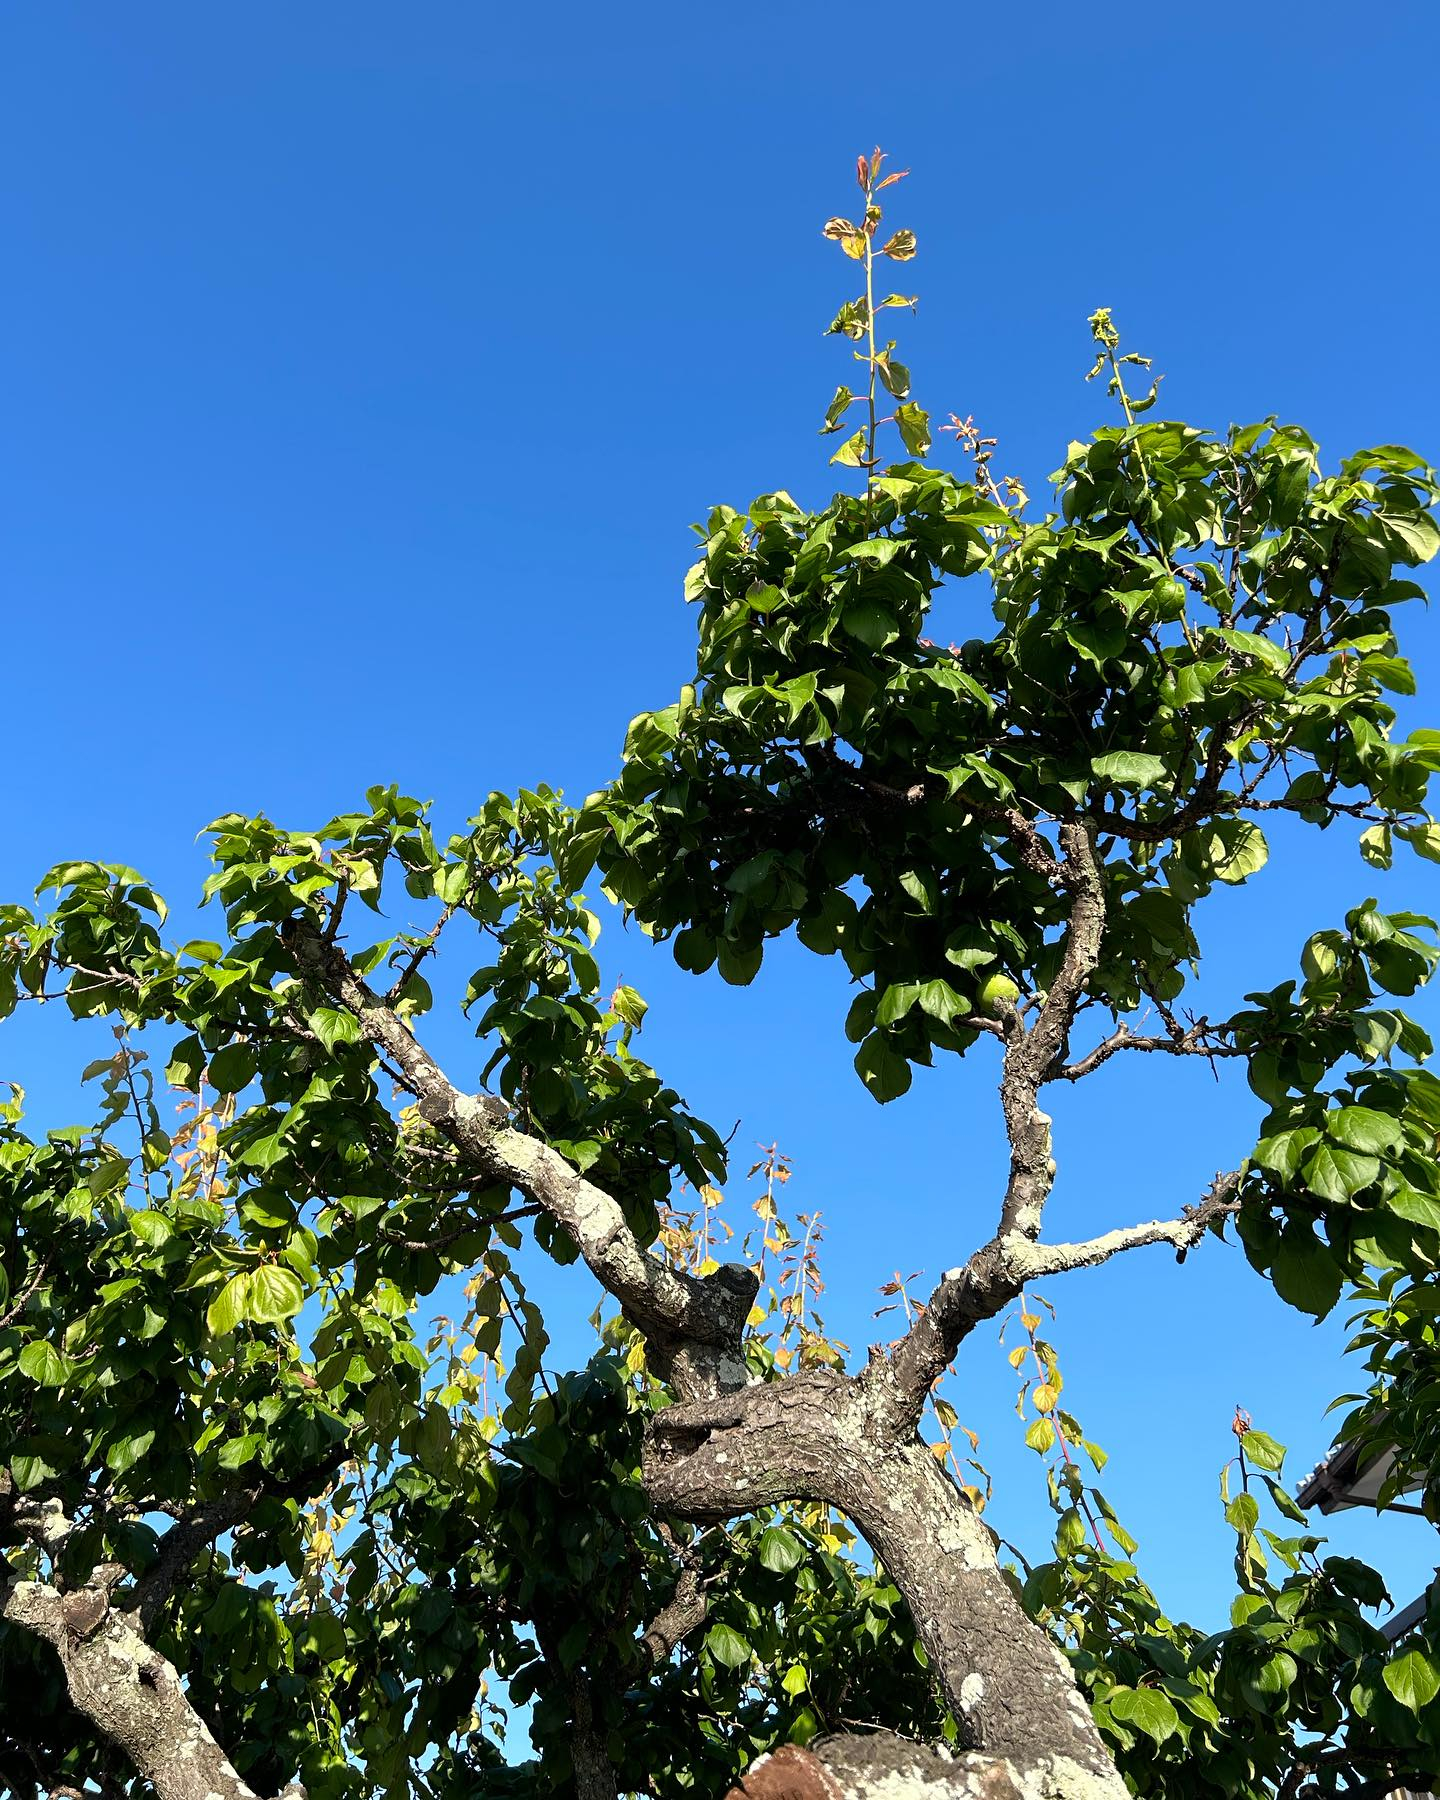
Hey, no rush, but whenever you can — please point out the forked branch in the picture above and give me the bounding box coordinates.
[885,1172,1243,1420]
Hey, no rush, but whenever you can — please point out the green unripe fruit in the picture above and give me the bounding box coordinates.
[1150,576,1187,617]
[977,972,1020,1012]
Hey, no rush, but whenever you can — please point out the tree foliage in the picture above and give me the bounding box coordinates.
[3,151,1440,1799]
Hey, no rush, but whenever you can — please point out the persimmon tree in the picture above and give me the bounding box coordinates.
[4,150,1440,1799]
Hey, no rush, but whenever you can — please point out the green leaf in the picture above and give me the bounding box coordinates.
[1384,1647,1440,1712]
[1385,511,1440,566]
[1226,1492,1260,1534]
[105,1428,155,1475]
[1240,1430,1286,1473]
[820,384,855,433]
[609,984,649,1030]
[898,868,937,915]
[1263,1476,1308,1524]
[1388,1186,1440,1232]
[18,1341,78,1387]
[672,927,716,975]
[757,1526,804,1573]
[238,1131,288,1171]
[1245,1651,1298,1705]
[894,402,931,457]
[1025,1418,1056,1454]
[916,979,969,1025]
[706,1622,751,1669]
[1271,1232,1341,1318]
[1055,1507,1086,1553]
[207,1042,256,1094]
[841,599,898,650]
[1328,1105,1404,1155]
[717,940,763,987]
[1209,820,1269,884]
[1252,1127,1319,1179]
[830,429,868,469]
[129,1210,173,1247]
[1359,822,1394,869]
[311,1008,361,1054]
[1091,751,1169,788]
[9,1454,53,1493]
[1399,822,1440,863]
[875,983,920,1028]
[1304,1141,1380,1203]
[216,1433,265,1471]
[88,1154,130,1199]
[248,1264,305,1324]
[206,1271,253,1336]
[1108,1686,1179,1745]
[854,1033,912,1103]
[165,1035,205,1091]
[875,354,910,399]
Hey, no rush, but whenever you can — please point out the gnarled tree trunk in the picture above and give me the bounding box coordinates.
[643,1369,1128,1799]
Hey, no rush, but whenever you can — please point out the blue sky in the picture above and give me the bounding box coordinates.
[3,0,1440,1641]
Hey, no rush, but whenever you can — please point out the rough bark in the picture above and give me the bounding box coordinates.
[643,1373,1126,1797]
[726,1732,1098,1799]
[0,1570,297,1800]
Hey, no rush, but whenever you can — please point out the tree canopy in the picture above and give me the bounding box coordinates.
[4,151,1440,1800]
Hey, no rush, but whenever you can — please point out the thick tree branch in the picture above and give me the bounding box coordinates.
[283,919,756,1401]
[2,1503,301,1800]
[1,1568,299,1800]
[1018,1172,1244,1278]
[642,1374,1126,1793]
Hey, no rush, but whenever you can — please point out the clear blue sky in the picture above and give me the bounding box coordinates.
[4,2,1440,1634]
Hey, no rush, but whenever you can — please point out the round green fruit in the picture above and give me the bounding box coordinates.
[1150,576,1187,616]
[977,972,1020,1012]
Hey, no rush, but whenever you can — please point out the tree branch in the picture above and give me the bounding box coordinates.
[2,1501,302,1800]
[997,820,1106,1240]
[1,1569,300,1800]
[1017,1171,1244,1279]
[130,1490,259,1633]
[884,1172,1242,1421]
[1051,1017,1243,1082]
[282,919,756,1401]
[639,1560,708,1665]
